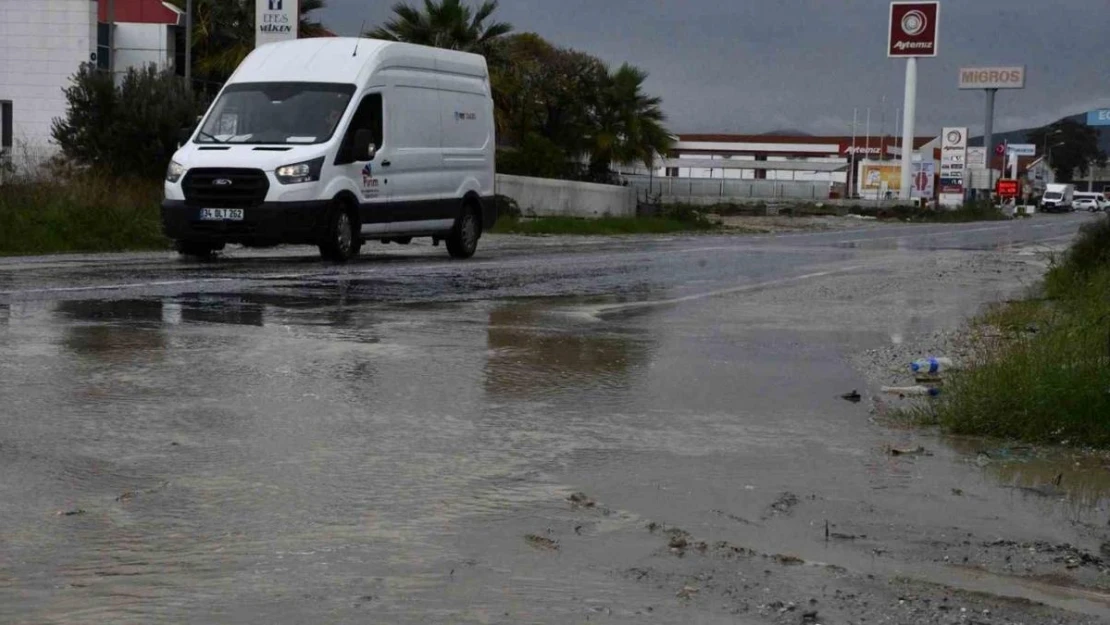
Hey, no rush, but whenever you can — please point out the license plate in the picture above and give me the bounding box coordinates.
[199,208,244,221]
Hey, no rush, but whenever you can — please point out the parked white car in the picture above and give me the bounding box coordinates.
[163,38,497,261]
[1073,192,1109,212]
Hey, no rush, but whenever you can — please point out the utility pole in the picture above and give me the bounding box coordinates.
[107,0,115,76]
[983,88,996,192]
[184,0,193,88]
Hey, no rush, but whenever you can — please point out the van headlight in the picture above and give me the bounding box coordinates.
[275,157,325,184]
[166,161,186,183]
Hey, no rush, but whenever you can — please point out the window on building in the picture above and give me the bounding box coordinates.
[96,23,111,71]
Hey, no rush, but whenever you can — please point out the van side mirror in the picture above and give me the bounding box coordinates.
[354,129,376,161]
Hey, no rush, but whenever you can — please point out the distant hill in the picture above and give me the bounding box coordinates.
[971,113,1110,154]
[761,129,814,137]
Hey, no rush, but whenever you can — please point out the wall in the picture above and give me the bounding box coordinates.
[0,0,97,159]
[496,174,636,218]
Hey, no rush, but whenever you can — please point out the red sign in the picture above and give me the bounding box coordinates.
[995,143,1007,156]
[996,179,1020,198]
[888,2,940,58]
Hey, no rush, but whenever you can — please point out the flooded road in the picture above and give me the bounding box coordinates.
[2,214,1109,624]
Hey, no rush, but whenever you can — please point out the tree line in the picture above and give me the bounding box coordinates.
[52,0,672,183]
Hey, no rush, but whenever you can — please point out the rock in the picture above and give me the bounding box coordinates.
[567,492,596,508]
[524,534,559,552]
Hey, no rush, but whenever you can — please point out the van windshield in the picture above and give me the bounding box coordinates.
[1045,192,1063,200]
[196,82,356,145]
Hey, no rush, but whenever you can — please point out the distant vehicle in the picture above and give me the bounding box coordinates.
[1074,192,1109,212]
[162,38,497,261]
[1040,183,1075,213]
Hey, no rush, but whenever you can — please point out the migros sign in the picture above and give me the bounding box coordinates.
[958,67,1026,90]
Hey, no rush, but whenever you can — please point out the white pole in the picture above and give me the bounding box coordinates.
[899,57,917,201]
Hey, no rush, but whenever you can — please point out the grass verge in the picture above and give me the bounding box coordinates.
[913,217,1110,446]
[0,175,168,255]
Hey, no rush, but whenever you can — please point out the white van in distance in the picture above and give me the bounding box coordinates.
[162,38,497,261]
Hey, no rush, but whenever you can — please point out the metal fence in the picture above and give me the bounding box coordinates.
[622,175,837,202]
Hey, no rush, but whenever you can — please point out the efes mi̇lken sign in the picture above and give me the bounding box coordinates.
[256,0,299,48]
[888,2,939,58]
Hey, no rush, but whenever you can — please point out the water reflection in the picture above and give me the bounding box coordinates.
[56,300,167,363]
[484,302,652,400]
[945,437,1110,512]
[0,303,8,326]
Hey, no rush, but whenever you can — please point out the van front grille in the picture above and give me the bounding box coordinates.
[182,168,269,208]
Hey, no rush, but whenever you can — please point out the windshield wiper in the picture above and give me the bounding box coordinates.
[195,130,226,144]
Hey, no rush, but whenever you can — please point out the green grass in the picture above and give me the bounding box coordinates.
[848,201,1008,223]
[916,216,1110,446]
[0,175,169,255]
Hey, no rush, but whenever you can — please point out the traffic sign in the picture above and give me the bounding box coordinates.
[996,179,1020,198]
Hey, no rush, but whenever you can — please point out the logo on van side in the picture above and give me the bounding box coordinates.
[361,163,380,199]
[454,111,476,121]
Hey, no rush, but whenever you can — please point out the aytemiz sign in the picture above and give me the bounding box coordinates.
[888,2,939,57]
[257,0,299,48]
[958,66,1026,90]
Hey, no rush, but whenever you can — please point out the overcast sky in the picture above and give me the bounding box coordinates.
[317,0,1110,137]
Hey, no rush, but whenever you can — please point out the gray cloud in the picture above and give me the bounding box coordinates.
[318,0,1110,136]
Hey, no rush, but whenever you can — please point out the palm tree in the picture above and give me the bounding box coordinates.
[586,64,673,181]
[172,0,330,82]
[364,0,513,56]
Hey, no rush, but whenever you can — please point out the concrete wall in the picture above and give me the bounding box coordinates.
[496,174,636,218]
[0,0,97,158]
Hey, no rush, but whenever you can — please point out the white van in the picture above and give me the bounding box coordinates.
[1040,183,1075,213]
[162,38,496,261]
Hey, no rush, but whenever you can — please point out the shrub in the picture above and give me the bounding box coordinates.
[1045,216,1110,298]
[52,63,203,180]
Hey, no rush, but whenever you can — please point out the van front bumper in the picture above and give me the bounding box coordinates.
[161,200,331,245]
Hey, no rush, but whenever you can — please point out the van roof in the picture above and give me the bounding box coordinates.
[229,37,488,85]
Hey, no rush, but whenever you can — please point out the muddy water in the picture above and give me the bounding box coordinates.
[3,217,1109,623]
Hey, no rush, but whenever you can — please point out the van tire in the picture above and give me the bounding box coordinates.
[446,204,480,259]
[319,200,361,262]
[176,241,223,259]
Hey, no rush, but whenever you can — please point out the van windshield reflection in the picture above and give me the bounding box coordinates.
[196,82,356,145]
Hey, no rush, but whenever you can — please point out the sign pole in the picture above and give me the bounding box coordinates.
[983,88,996,194]
[899,57,917,201]
[184,0,193,88]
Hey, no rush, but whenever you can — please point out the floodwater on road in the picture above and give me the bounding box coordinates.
[2,214,1110,624]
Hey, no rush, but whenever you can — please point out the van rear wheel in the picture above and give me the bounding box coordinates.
[319,202,361,262]
[446,207,480,259]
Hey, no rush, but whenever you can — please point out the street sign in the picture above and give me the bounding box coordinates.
[256,0,299,48]
[994,143,1007,156]
[996,179,1019,198]
[1006,144,1036,157]
[1087,109,1110,127]
[888,2,940,58]
[958,67,1026,90]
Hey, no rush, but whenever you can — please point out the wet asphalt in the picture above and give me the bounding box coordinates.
[1,213,1108,624]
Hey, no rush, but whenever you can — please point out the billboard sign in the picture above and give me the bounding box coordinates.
[940,127,968,204]
[1087,109,1110,127]
[996,179,1020,198]
[958,66,1026,90]
[888,2,940,57]
[858,162,935,198]
[1007,143,1036,157]
[256,0,299,48]
[967,146,987,169]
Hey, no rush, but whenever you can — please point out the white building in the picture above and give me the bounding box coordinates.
[0,0,181,165]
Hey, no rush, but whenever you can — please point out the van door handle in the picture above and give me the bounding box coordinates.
[381,160,391,167]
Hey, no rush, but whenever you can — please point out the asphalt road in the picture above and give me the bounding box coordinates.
[2,213,1108,624]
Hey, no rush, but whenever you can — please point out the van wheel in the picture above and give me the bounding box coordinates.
[319,202,361,262]
[446,207,480,259]
[176,241,223,259]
